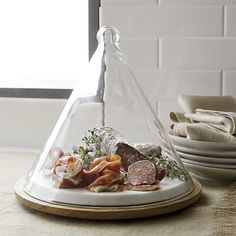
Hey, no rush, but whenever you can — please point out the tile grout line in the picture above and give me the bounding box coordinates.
[223,5,226,37]
[221,70,224,96]
[158,38,161,69]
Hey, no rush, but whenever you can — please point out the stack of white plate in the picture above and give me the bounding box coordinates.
[169,134,236,180]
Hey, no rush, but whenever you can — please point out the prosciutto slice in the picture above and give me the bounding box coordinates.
[87,155,124,192]
[51,155,84,188]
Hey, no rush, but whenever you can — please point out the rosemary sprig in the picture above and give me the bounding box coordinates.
[151,155,188,181]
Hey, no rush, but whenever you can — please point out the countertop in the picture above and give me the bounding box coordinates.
[1,150,235,236]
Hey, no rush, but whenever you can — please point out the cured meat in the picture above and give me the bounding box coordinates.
[115,142,166,181]
[87,155,123,192]
[115,143,149,171]
[133,143,162,158]
[123,182,160,191]
[94,127,128,155]
[94,127,166,180]
[51,154,123,190]
[127,160,156,185]
[51,155,85,188]
[156,166,166,181]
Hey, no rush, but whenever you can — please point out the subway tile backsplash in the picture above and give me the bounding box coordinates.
[159,0,236,5]
[225,5,236,36]
[160,38,236,69]
[120,38,158,69]
[100,6,223,37]
[100,1,236,130]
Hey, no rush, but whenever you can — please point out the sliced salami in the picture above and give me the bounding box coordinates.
[123,182,160,191]
[127,160,156,185]
[156,166,166,181]
[115,143,149,171]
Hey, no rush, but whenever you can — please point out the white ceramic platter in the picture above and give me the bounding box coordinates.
[183,162,236,180]
[24,174,191,206]
[177,151,236,164]
[174,144,236,158]
[169,134,236,151]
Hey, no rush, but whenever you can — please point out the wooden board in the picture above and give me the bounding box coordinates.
[14,178,202,220]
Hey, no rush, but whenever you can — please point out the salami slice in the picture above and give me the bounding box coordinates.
[156,166,166,181]
[115,143,149,171]
[127,160,156,185]
[123,182,160,191]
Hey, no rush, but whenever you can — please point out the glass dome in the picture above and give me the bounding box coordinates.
[24,26,194,206]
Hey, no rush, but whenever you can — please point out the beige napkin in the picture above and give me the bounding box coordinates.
[169,112,192,123]
[185,109,236,134]
[171,122,236,143]
[178,94,236,113]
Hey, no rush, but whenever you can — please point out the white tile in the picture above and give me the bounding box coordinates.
[223,71,236,97]
[157,99,183,131]
[101,0,157,6]
[134,70,221,100]
[120,38,158,69]
[0,98,66,148]
[160,38,236,69]
[225,6,236,36]
[100,6,223,37]
[160,0,236,5]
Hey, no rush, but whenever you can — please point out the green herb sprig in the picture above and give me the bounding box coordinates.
[72,128,104,165]
[150,155,188,181]
[82,129,104,158]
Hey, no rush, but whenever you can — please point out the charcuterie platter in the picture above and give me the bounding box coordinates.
[15,127,202,219]
[15,178,201,220]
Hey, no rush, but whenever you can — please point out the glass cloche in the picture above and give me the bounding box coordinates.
[24,26,194,206]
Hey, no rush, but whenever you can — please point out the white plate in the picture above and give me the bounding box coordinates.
[174,144,236,158]
[180,157,236,169]
[169,134,236,151]
[24,174,191,206]
[177,151,236,164]
[183,162,236,180]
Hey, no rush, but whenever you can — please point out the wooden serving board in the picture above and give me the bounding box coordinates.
[14,178,202,220]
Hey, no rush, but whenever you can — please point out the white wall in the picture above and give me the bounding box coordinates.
[100,0,236,130]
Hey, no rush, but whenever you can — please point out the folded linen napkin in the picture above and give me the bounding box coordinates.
[185,109,236,135]
[178,94,236,113]
[171,122,236,144]
[169,112,192,124]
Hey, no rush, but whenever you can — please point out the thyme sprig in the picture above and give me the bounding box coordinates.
[72,128,104,165]
[150,155,188,181]
[82,129,104,158]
